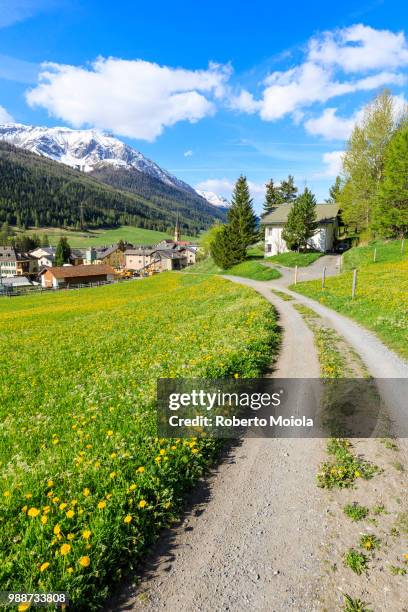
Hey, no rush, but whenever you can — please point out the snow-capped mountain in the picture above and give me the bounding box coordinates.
[195,190,230,208]
[0,123,195,194]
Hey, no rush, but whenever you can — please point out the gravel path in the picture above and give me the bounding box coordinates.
[106,256,408,611]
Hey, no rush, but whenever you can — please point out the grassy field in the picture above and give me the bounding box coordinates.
[342,239,406,270]
[0,273,278,610]
[292,249,408,359]
[13,226,198,247]
[266,251,323,267]
[185,257,281,280]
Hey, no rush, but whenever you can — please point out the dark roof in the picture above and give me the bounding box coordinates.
[154,250,186,260]
[40,264,116,279]
[0,246,32,262]
[261,203,339,225]
[125,248,156,256]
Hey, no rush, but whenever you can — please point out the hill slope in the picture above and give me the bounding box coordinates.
[0,142,225,232]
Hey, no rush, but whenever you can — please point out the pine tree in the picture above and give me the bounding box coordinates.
[263,179,282,215]
[55,237,71,266]
[282,188,318,251]
[278,175,298,204]
[228,176,258,250]
[326,176,342,204]
[210,224,246,269]
[375,125,408,237]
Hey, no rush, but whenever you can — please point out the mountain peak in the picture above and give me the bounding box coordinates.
[195,189,230,208]
[0,122,195,194]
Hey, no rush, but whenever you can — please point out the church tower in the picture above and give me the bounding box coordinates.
[174,213,181,242]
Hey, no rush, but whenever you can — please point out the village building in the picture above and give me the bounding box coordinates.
[146,250,187,273]
[0,246,38,278]
[40,264,116,289]
[124,248,156,272]
[262,203,340,256]
[84,245,124,268]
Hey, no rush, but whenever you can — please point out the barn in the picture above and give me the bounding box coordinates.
[40,264,116,288]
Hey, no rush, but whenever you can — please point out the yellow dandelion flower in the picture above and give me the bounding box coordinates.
[67,533,75,541]
[83,488,90,497]
[40,562,50,572]
[52,497,60,503]
[107,430,113,437]
[97,501,106,510]
[82,529,91,540]
[129,484,137,491]
[18,604,30,611]
[139,500,147,508]
[191,448,199,454]
[355,470,361,478]
[22,505,28,513]
[78,555,91,568]
[71,499,78,506]
[136,466,145,473]
[3,490,10,497]
[60,543,71,556]
[27,507,40,518]
[66,510,75,519]
[109,471,116,478]
[41,515,48,525]
[124,514,132,524]
[404,553,408,560]
[67,567,74,574]
[159,449,166,455]
[59,503,67,510]
[53,524,61,535]
[47,480,54,487]
[25,493,32,499]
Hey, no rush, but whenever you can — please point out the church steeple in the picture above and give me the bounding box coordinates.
[174,213,181,242]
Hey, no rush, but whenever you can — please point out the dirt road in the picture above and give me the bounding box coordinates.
[106,257,408,612]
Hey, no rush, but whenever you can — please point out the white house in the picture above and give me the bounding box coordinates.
[262,203,339,257]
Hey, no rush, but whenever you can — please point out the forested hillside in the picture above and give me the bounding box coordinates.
[0,143,224,233]
[89,165,226,226]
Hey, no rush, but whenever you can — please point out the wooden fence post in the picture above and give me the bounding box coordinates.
[352,269,358,299]
[373,247,377,263]
[402,238,405,254]
[294,265,298,285]
[322,266,326,289]
[339,255,342,273]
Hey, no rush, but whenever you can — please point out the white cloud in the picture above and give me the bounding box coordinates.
[305,93,408,140]
[322,151,344,177]
[305,108,358,140]
[195,178,266,200]
[183,150,193,157]
[26,58,232,141]
[0,105,14,123]
[308,24,408,73]
[231,25,408,123]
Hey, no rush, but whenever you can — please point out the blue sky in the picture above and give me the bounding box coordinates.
[0,0,407,212]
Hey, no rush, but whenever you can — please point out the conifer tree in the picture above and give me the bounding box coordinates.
[55,237,71,266]
[282,188,317,251]
[263,179,282,215]
[278,175,298,204]
[227,176,258,250]
[210,224,246,269]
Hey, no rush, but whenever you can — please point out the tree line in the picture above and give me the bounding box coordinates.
[0,142,223,235]
[334,89,408,240]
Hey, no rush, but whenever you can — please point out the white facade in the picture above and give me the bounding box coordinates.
[264,223,336,256]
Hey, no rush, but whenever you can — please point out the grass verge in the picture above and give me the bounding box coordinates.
[185,257,281,281]
[266,251,323,267]
[291,257,408,360]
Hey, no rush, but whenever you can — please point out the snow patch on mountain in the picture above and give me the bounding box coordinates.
[0,123,196,194]
[195,189,230,208]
